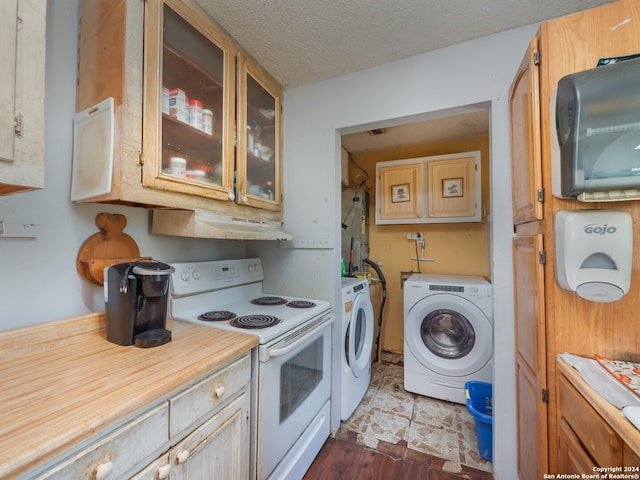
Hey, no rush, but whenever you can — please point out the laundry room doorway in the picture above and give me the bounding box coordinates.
[340,105,492,356]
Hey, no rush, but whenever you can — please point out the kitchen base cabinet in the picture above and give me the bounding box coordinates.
[28,354,251,480]
[558,365,640,469]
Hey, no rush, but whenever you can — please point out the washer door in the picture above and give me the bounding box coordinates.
[345,292,374,378]
[405,293,492,377]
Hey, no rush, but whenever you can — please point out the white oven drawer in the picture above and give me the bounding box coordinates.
[170,353,250,437]
[35,403,169,480]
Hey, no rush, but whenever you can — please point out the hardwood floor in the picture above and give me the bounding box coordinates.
[304,436,492,480]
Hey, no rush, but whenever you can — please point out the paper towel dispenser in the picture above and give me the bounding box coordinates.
[551,57,640,201]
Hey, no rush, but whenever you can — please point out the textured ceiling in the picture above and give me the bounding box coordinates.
[341,110,490,153]
[194,0,615,88]
[193,0,614,152]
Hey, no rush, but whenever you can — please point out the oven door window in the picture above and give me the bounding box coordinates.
[280,336,323,422]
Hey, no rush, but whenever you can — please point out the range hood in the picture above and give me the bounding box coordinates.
[152,209,293,241]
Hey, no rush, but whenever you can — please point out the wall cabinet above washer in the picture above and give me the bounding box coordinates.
[375,151,481,224]
[75,0,284,238]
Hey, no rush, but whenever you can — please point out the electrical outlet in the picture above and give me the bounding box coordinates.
[406,233,422,240]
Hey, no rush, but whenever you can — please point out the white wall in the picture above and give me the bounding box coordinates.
[252,25,540,479]
[0,0,245,331]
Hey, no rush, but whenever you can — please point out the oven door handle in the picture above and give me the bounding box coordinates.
[266,315,332,359]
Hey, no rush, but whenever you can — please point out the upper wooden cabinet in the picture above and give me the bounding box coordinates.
[510,0,640,474]
[0,0,46,196]
[75,0,283,227]
[509,38,543,225]
[375,152,481,224]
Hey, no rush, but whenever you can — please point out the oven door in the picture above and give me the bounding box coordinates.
[258,313,332,479]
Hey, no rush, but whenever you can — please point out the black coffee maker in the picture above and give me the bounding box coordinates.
[105,260,175,348]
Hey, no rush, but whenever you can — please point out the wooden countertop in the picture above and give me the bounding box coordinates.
[0,313,259,478]
[558,357,640,458]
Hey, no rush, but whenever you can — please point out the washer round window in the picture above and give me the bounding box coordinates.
[420,309,475,359]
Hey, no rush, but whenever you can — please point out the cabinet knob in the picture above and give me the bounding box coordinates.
[228,190,235,201]
[157,463,171,479]
[241,193,248,204]
[176,449,190,464]
[94,461,114,480]
[213,385,225,399]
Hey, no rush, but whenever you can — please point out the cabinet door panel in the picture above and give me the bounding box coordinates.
[509,38,542,225]
[558,419,596,473]
[513,234,547,479]
[0,0,46,195]
[170,392,249,480]
[377,163,422,221]
[142,0,235,202]
[236,52,283,211]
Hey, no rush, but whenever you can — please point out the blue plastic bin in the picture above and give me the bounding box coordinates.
[464,381,493,462]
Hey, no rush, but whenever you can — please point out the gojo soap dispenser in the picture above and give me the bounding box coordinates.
[554,210,632,302]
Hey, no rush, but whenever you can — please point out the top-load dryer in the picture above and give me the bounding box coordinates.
[403,274,493,404]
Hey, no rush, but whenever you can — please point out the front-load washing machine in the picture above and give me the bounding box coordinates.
[403,274,493,404]
[340,277,374,420]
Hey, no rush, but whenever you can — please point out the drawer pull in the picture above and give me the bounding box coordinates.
[176,450,190,464]
[157,463,171,479]
[213,385,225,399]
[94,461,114,480]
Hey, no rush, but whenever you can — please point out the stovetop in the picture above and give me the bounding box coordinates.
[170,259,331,344]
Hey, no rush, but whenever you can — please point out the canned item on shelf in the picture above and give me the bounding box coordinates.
[169,156,187,177]
[189,99,203,130]
[169,88,188,123]
[162,87,170,115]
[202,109,213,135]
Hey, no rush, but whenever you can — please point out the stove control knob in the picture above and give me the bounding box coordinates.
[192,269,201,280]
[181,271,190,282]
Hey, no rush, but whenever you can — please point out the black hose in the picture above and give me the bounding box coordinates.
[363,258,386,363]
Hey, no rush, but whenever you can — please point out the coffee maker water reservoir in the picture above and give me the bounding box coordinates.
[105,260,175,347]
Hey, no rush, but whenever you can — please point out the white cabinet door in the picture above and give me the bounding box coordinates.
[170,392,249,480]
[0,0,46,195]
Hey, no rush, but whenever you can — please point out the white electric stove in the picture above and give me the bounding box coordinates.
[170,258,333,480]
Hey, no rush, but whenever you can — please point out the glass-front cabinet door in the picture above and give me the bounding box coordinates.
[236,53,282,211]
[142,0,236,202]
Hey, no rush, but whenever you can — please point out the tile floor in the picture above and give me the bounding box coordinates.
[335,352,493,476]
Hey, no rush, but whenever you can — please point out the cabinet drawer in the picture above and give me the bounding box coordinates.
[558,375,622,466]
[36,403,169,479]
[170,354,250,437]
[624,443,640,468]
[558,419,596,473]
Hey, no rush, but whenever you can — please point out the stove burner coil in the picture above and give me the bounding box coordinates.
[286,300,316,309]
[198,310,236,322]
[251,296,287,306]
[230,315,282,329]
